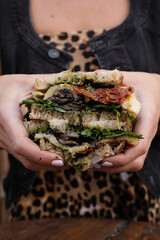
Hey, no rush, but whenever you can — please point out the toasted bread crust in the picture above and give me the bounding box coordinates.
[34,69,123,91]
[23,69,141,171]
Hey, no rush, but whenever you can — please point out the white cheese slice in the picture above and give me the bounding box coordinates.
[83,120,125,131]
[122,94,141,118]
[48,119,68,133]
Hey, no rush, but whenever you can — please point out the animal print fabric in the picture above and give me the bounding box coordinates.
[7,30,160,223]
[40,30,102,72]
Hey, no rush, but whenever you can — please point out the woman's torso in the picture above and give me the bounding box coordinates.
[1,0,160,213]
[8,27,160,223]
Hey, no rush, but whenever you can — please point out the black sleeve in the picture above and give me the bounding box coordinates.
[144,0,160,35]
[0,0,20,51]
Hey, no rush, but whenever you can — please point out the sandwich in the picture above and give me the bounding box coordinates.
[23,69,142,171]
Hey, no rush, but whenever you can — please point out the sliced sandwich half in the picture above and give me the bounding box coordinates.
[23,70,142,171]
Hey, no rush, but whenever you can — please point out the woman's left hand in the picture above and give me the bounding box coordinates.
[92,71,160,173]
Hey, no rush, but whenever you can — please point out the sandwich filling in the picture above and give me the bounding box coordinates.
[23,70,142,171]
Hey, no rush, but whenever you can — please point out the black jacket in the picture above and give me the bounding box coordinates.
[0,0,160,208]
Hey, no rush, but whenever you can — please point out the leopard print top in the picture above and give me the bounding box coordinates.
[40,30,101,71]
[8,30,160,223]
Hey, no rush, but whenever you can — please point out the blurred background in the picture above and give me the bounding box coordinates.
[0,62,9,224]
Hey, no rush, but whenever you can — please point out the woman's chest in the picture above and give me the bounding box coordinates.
[30,0,129,34]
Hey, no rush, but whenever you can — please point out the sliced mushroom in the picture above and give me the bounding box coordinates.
[51,88,74,104]
[63,103,84,111]
[58,139,79,146]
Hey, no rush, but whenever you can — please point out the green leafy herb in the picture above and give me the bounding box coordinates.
[23,99,35,107]
[34,97,67,112]
[101,128,111,136]
[79,126,108,140]
[23,100,34,120]
[23,97,67,113]
[68,126,143,141]
[54,107,67,113]
[29,124,50,140]
[87,103,121,110]
[81,127,101,139]
[116,111,121,130]
[71,75,81,85]
[127,113,135,121]
[84,83,94,91]
[103,129,143,139]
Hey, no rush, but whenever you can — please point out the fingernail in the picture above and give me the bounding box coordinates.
[51,160,64,167]
[90,163,101,169]
[101,161,113,167]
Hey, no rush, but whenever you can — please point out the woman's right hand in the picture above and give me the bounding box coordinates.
[0,74,67,171]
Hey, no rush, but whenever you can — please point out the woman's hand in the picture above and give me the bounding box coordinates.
[0,74,67,171]
[92,71,160,173]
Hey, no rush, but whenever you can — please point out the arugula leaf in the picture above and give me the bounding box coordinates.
[33,97,67,112]
[127,113,135,121]
[102,128,111,136]
[29,124,50,140]
[103,129,143,139]
[23,97,67,113]
[23,99,35,107]
[85,103,121,111]
[54,107,67,113]
[70,126,143,140]
[81,127,101,139]
[23,100,34,120]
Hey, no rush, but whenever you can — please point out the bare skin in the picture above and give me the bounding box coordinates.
[0,75,68,171]
[0,72,160,172]
[95,72,160,172]
[1,0,160,172]
[30,0,129,33]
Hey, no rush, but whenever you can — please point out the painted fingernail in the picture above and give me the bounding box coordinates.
[101,161,113,167]
[90,163,101,169]
[51,160,64,167]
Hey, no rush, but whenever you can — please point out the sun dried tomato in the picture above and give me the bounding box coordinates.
[71,86,134,105]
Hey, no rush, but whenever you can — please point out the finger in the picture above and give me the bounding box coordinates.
[101,107,158,168]
[0,124,12,150]
[96,155,146,173]
[2,137,70,170]
[12,153,69,171]
[101,139,147,169]
[2,105,64,166]
[13,136,64,164]
[0,133,69,170]
[122,71,148,86]
[0,130,67,169]
[3,74,48,104]
[134,108,158,141]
